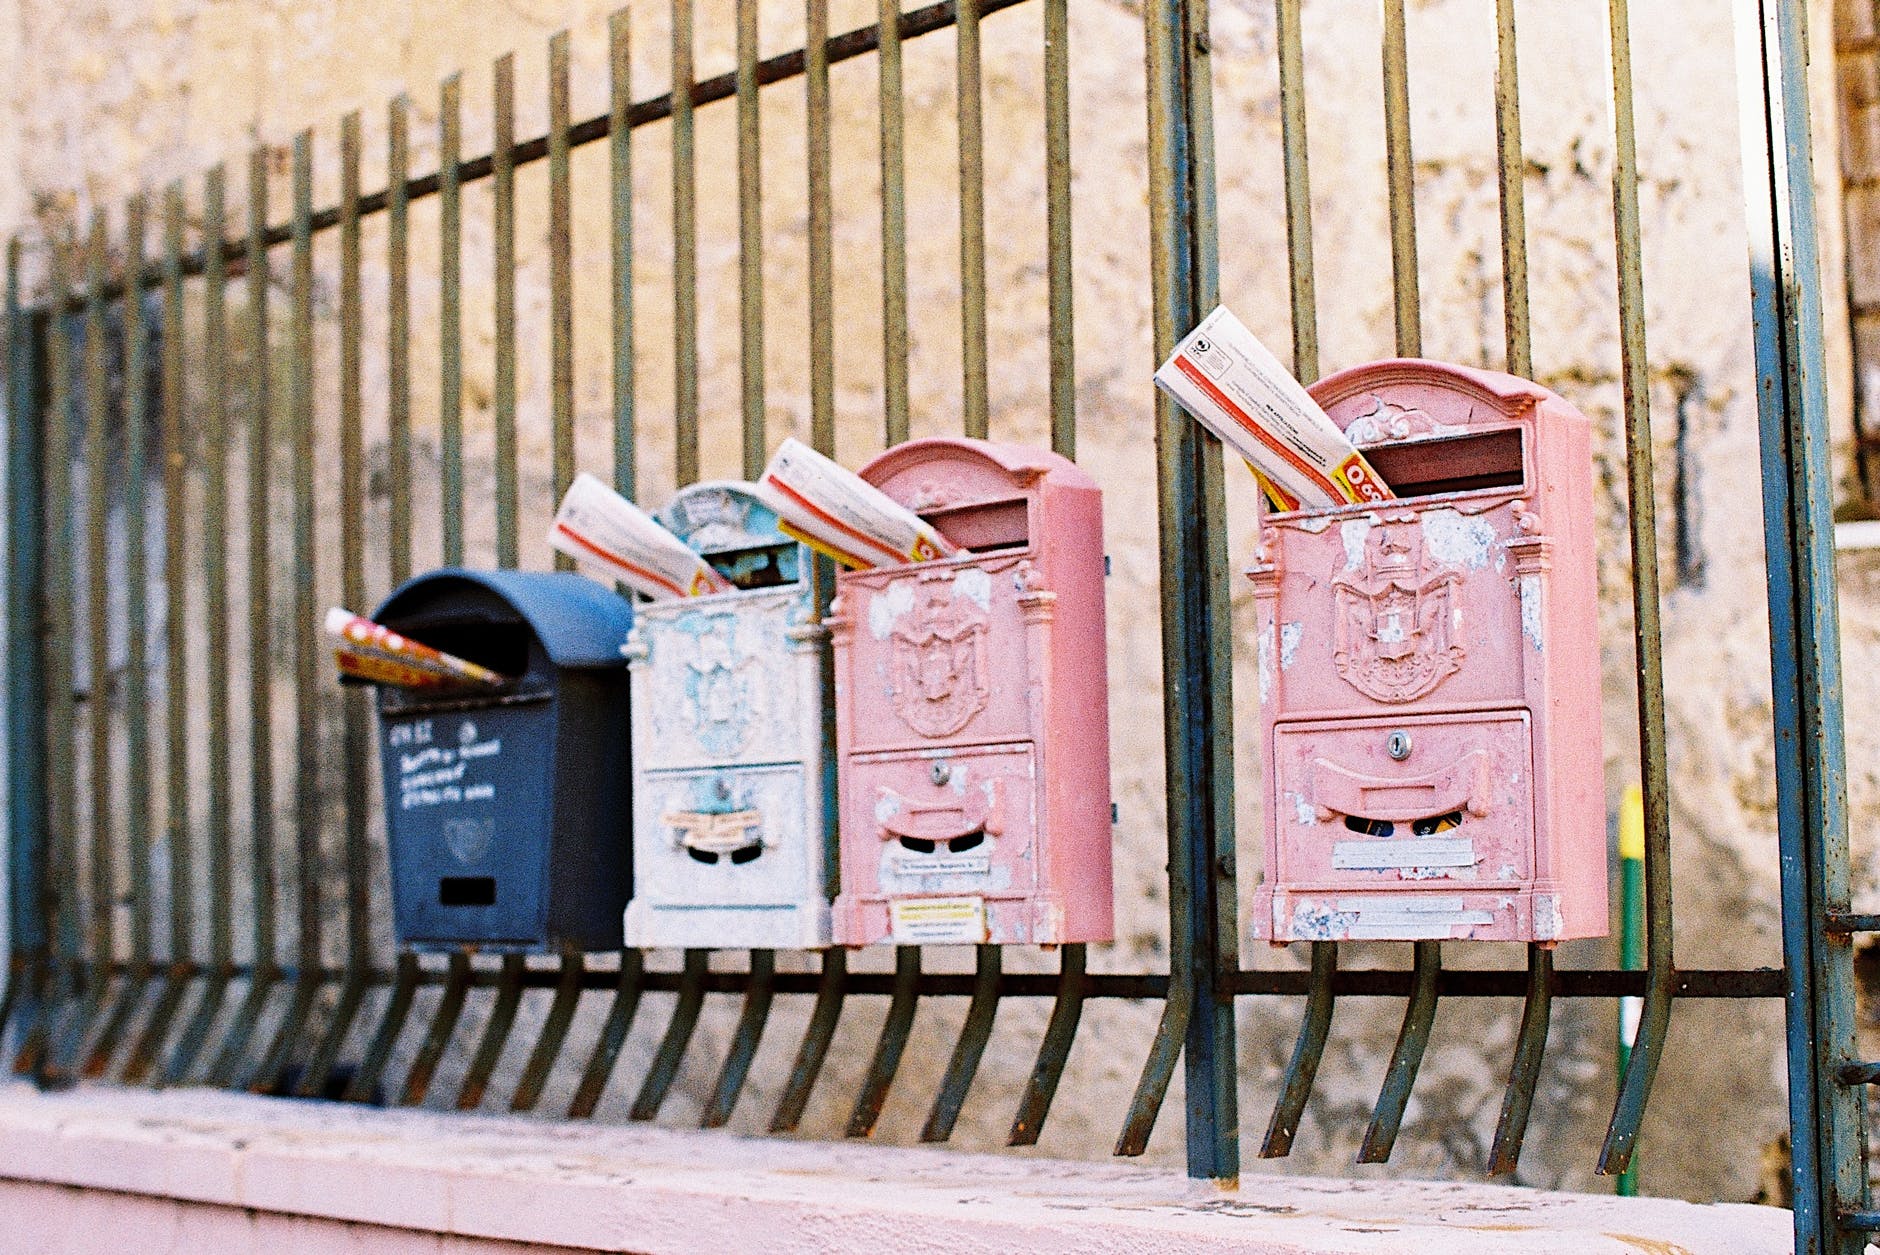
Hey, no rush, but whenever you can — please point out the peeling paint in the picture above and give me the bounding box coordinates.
[1421,508,1501,571]
[1292,791,1316,827]
[1341,517,1373,571]
[1520,573,1545,652]
[1258,625,1276,703]
[1291,513,1334,534]
[1279,621,1303,670]
[868,579,915,640]
[953,566,992,611]
[1534,893,1564,941]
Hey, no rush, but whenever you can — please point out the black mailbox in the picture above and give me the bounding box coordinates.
[370,568,634,951]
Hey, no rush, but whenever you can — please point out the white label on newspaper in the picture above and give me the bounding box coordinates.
[1154,305,1394,510]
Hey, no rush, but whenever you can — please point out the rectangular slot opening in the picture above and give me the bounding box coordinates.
[1359,428,1525,498]
[385,617,531,680]
[439,876,497,907]
[921,497,1030,553]
[705,541,801,590]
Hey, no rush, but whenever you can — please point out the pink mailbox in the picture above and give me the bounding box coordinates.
[1250,360,1605,944]
[828,437,1112,947]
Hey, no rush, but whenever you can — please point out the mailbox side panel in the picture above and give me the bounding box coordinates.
[1530,397,1607,939]
[545,670,632,951]
[1034,478,1114,943]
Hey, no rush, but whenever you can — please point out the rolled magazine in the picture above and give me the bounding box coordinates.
[1154,305,1395,510]
[326,607,509,691]
[756,437,961,569]
[549,473,735,599]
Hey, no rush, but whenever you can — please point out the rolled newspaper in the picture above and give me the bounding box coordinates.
[326,607,509,691]
[1154,305,1394,510]
[757,437,961,569]
[549,472,735,599]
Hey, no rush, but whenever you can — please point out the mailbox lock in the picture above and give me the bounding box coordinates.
[1386,730,1413,761]
[931,761,951,786]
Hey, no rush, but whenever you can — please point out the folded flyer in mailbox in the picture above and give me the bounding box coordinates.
[326,607,510,691]
[548,472,735,599]
[756,437,962,569]
[1154,305,1394,511]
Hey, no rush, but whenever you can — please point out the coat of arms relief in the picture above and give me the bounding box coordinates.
[1332,523,1465,703]
[889,572,991,738]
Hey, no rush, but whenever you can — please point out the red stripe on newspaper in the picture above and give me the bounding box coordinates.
[1174,356,1342,502]
[763,477,911,565]
[552,521,688,597]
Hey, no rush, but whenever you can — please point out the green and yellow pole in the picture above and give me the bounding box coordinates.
[1617,784,1645,1196]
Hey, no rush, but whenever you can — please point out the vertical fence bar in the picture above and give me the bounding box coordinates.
[1119,0,1236,1181]
[1492,0,1531,379]
[346,108,416,1102]
[611,9,635,496]
[1357,939,1440,1163]
[1380,0,1421,356]
[73,212,116,1065]
[19,232,77,1084]
[956,0,988,438]
[846,945,920,1137]
[456,952,525,1110]
[133,190,196,1083]
[1043,0,1073,457]
[1007,942,1084,1146]
[5,236,49,1072]
[550,30,575,512]
[630,947,708,1120]
[1259,940,1336,1157]
[511,946,583,1113]
[166,167,233,1083]
[878,0,910,447]
[253,129,320,1090]
[1275,0,1317,382]
[207,150,276,1087]
[920,944,1000,1142]
[1596,0,1677,1178]
[568,949,645,1119]
[441,73,466,567]
[494,52,519,569]
[673,0,699,486]
[738,0,765,478]
[701,949,773,1128]
[389,98,413,587]
[1740,1,1867,1248]
[401,948,469,1105]
[299,113,371,1097]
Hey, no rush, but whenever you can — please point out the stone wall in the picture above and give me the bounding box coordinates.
[0,0,1861,1205]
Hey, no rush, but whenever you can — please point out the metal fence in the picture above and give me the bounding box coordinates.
[0,2,1866,1252]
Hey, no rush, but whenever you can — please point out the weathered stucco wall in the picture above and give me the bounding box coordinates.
[0,0,1862,1207]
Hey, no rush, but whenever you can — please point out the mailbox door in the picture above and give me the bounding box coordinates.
[1270,710,1535,890]
[839,555,1033,754]
[633,762,811,905]
[382,702,552,946]
[843,741,1039,901]
[632,588,814,771]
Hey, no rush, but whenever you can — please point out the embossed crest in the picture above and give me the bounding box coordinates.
[889,574,990,738]
[1331,524,1464,702]
[685,616,759,755]
[442,816,494,865]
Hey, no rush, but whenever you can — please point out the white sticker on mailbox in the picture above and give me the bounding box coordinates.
[890,896,988,944]
[893,853,992,878]
[1332,837,1474,871]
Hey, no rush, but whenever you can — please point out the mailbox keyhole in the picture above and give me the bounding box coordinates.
[931,762,951,786]
[1386,730,1413,761]
[1344,816,1395,837]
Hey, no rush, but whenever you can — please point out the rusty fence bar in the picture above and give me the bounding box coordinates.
[0,0,1848,1217]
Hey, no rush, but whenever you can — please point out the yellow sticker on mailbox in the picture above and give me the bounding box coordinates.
[888,896,988,945]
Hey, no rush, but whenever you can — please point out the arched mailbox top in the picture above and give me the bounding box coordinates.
[659,480,789,554]
[373,567,634,671]
[857,436,1096,511]
[1308,357,1584,443]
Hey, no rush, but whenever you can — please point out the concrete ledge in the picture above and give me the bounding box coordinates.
[0,1083,1791,1253]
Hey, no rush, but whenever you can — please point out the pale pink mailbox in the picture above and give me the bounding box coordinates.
[829,437,1113,947]
[1250,360,1606,944]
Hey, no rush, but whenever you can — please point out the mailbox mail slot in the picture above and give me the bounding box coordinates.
[623,481,833,949]
[1250,359,1605,943]
[372,568,634,952]
[830,437,1113,946]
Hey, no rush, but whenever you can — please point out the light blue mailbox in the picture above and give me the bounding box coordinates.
[622,481,834,948]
